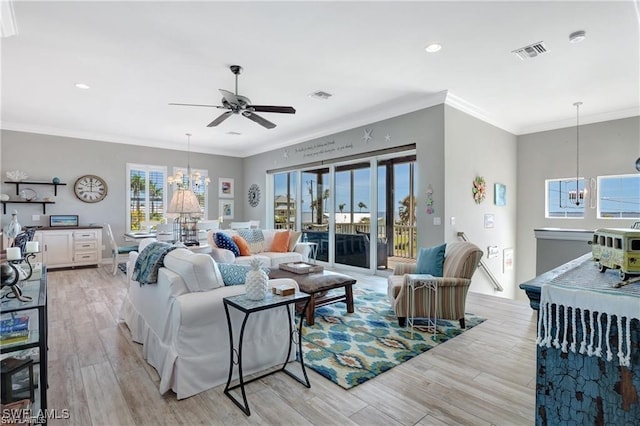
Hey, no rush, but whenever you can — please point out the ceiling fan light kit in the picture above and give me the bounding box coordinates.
[169,65,296,129]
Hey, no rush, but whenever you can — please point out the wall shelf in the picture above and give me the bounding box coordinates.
[3,181,67,196]
[1,201,55,215]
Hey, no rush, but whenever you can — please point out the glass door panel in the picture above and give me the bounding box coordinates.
[273,171,297,230]
[301,168,329,262]
[334,163,371,268]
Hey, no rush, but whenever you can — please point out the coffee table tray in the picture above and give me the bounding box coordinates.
[279,262,324,274]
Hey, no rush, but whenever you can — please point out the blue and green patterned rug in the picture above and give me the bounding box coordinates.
[300,287,485,389]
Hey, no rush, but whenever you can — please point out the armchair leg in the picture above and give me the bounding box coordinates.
[459,318,465,329]
[397,317,406,327]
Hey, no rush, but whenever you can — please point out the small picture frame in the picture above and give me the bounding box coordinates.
[494,183,506,206]
[219,200,234,220]
[484,213,495,229]
[218,178,234,198]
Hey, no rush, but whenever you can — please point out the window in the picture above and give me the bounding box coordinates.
[173,167,209,217]
[614,238,622,249]
[597,174,640,219]
[127,163,167,232]
[273,171,297,230]
[546,178,586,218]
[631,239,640,251]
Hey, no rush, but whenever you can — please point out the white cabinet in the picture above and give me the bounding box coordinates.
[34,227,102,268]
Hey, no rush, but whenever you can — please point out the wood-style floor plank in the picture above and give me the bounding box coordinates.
[42,265,537,425]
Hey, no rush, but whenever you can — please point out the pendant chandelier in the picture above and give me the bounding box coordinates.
[572,101,584,206]
[167,133,211,190]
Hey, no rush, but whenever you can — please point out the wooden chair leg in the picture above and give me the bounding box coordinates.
[459,317,466,329]
[398,317,406,327]
[112,255,118,276]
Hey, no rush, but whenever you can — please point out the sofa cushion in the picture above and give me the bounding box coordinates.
[288,231,301,251]
[232,235,252,256]
[271,230,290,253]
[163,248,224,292]
[218,263,270,286]
[214,232,240,256]
[237,229,266,253]
[416,243,446,277]
[259,251,304,267]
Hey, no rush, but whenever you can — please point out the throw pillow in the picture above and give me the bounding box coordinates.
[416,243,447,277]
[232,235,252,256]
[288,231,301,252]
[237,229,266,253]
[218,263,270,286]
[271,230,290,253]
[214,232,240,257]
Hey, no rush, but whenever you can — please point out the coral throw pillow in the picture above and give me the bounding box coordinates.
[288,231,301,252]
[271,230,290,253]
[214,232,240,257]
[232,235,252,256]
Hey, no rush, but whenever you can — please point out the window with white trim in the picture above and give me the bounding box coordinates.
[545,178,586,218]
[597,174,640,219]
[126,163,167,231]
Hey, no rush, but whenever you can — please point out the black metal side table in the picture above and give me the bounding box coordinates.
[223,291,311,416]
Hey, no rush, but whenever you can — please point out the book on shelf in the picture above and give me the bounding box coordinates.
[0,315,29,344]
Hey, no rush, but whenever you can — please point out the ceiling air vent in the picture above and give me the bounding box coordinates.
[308,90,333,100]
[512,41,547,60]
[226,131,242,136]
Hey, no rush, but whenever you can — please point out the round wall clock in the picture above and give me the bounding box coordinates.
[74,174,108,203]
[248,184,261,207]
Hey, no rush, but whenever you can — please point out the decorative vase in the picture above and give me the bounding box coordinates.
[52,177,60,184]
[4,210,21,244]
[245,259,268,300]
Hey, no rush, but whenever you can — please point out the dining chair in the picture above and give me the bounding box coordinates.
[105,223,138,275]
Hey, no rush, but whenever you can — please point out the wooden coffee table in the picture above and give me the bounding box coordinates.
[269,269,357,325]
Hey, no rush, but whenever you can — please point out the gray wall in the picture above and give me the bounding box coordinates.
[443,105,519,299]
[1,130,244,259]
[242,105,447,248]
[515,116,640,300]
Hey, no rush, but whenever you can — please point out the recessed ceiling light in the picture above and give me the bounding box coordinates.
[569,30,586,43]
[424,43,442,53]
[75,83,90,89]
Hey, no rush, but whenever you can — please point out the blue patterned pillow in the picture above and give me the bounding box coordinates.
[214,232,240,257]
[237,229,266,253]
[218,263,270,286]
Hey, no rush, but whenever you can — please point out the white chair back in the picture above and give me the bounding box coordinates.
[105,223,118,253]
[156,223,174,242]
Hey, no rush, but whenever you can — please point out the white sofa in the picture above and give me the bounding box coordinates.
[119,239,300,399]
[207,229,310,267]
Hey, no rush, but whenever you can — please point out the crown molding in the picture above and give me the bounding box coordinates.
[517,107,640,135]
[444,92,517,134]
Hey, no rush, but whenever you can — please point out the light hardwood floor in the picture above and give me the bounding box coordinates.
[46,265,537,425]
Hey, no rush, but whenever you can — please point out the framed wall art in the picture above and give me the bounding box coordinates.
[494,183,506,206]
[219,200,234,220]
[484,213,495,229]
[218,178,234,198]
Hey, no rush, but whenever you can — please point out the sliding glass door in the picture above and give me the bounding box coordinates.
[301,168,330,262]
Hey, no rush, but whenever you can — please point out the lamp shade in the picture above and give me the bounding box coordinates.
[167,189,201,214]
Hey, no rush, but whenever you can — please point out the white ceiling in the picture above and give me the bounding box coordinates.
[2,1,639,157]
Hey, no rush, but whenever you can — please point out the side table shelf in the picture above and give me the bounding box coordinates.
[405,274,438,340]
[0,267,48,422]
[1,201,55,215]
[3,181,67,196]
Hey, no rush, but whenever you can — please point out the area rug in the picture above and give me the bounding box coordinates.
[300,288,485,389]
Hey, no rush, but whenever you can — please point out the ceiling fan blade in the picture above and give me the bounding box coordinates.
[219,89,240,106]
[242,111,276,129]
[249,105,296,114]
[207,111,233,127]
[169,102,223,108]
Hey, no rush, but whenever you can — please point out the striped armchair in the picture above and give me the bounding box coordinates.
[387,241,483,328]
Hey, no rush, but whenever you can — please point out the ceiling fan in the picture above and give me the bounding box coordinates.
[169,65,296,129]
